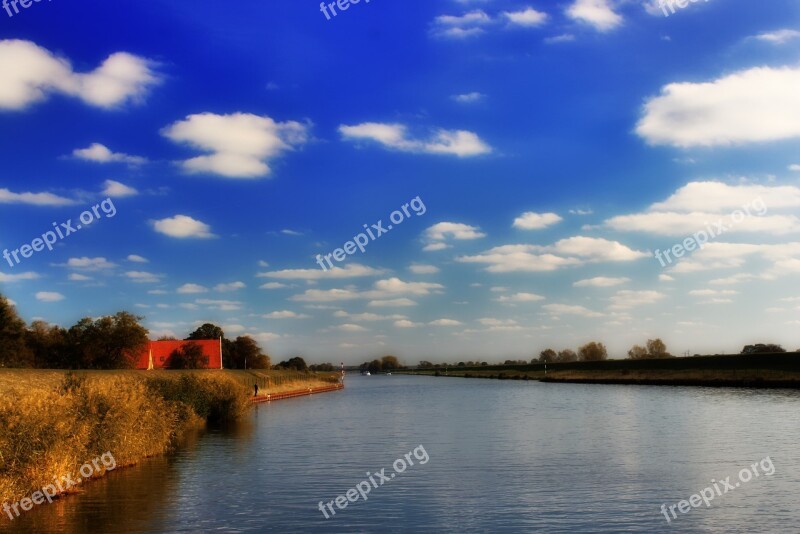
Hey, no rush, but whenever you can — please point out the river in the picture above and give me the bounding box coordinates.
[2,375,799,533]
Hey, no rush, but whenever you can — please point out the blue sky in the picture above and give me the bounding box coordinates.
[1,0,799,364]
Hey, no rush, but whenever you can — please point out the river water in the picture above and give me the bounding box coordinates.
[2,375,799,533]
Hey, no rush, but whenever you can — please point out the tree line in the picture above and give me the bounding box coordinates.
[0,294,271,370]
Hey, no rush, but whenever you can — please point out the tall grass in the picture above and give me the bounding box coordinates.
[0,371,250,504]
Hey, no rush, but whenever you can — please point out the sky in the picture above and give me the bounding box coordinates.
[0,0,799,365]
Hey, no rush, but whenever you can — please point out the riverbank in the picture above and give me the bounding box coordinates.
[397,352,800,388]
[0,369,338,508]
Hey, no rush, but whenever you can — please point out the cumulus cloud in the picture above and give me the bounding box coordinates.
[214,281,245,292]
[451,92,485,103]
[423,222,486,251]
[430,318,462,326]
[35,291,64,302]
[0,40,159,110]
[339,122,491,157]
[263,310,310,319]
[752,29,800,44]
[603,182,800,236]
[495,292,545,302]
[101,180,138,198]
[176,283,208,294]
[566,0,622,32]
[124,271,162,283]
[459,237,647,273]
[73,143,147,165]
[636,66,800,147]
[0,188,75,206]
[512,211,562,230]
[369,298,418,307]
[162,112,309,178]
[409,264,440,274]
[127,255,148,263]
[573,276,630,288]
[64,257,116,270]
[0,271,39,282]
[431,10,492,38]
[503,7,548,27]
[152,215,215,239]
[259,264,384,280]
[543,303,602,317]
[608,290,666,310]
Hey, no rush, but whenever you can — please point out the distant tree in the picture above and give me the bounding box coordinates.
[68,312,148,369]
[742,344,787,354]
[157,335,177,341]
[368,359,382,374]
[578,342,608,362]
[480,362,488,366]
[539,349,557,363]
[276,356,308,371]
[0,296,33,367]
[310,363,335,372]
[646,338,671,358]
[381,355,400,370]
[26,320,69,368]
[627,345,648,360]
[229,336,270,369]
[168,342,208,369]
[457,361,466,367]
[187,323,224,340]
[418,361,434,369]
[557,349,578,362]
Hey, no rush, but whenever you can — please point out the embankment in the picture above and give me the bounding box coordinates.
[400,353,800,388]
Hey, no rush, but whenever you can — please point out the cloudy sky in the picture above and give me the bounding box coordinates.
[1,0,799,364]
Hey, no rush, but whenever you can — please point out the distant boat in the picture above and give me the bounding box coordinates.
[386,372,392,376]
[362,370,371,376]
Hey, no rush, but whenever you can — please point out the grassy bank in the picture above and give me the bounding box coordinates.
[0,369,338,506]
[397,353,800,387]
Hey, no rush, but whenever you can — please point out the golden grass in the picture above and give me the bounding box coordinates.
[0,369,337,505]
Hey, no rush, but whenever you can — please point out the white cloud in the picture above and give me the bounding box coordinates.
[214,281,245,292]
[259,263,384,280]
[495,292,545,302]
[478,318,519,326]
[422,242,451,252]
[263,310,310,319]
[291,288,361,302]
[124,271,161,283]
[152,215,215,239]
[127,254,148,263]
[101,180,138,198]
[543,303,602,317]
[395,319,423,328]
[339,122,491,157]
[566,0,622,32]
[789,164,800,172]
[162,112,309,178]
[753,29,800,44]
[0,188,75,206]
[659,274,674,282]
[260,282,288,289]
[177,283,208,294]
[195,298,242,311]
[637,66,800,147]
[512,211,562,230]
[409,264,440,274]
[608,290,666,310]
[545,33,576,44]
[573,276,630,288]
[689,289,738,297]
[65,257,116,270]
[368,298,418,307]
[431,10,492,38]
[503,7,548,27]
[459,237,647,273]
[430,318,462,326]
[68,273,92,281]
[35,291,64,302]
[0,271,39,282]
[425,222,485,242]
[73,143,147,165]
[0,40,159,110]
[451,92,485,103]
[336,323,368,332]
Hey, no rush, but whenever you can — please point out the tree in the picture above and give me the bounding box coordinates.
[627,345,648,360]
[0,295,33,367]
[26,320,69,368]
[557,349,577,362]
[646,338,671,358]
[310,363,335,372]
[187,323,224,340]
[742,344,787,354]
[230,336,271,369]
[276,356,308,371]
[168,342,208,369]
[381,355,400,370]
[367,359,382,374]
[578,342,608,361]
[68,312,148,369]
[538,349,557,363]
[418,361,434,369]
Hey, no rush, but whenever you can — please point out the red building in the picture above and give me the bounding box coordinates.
[136,339,223,370]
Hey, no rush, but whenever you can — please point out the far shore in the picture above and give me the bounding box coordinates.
[395,352,800,389]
